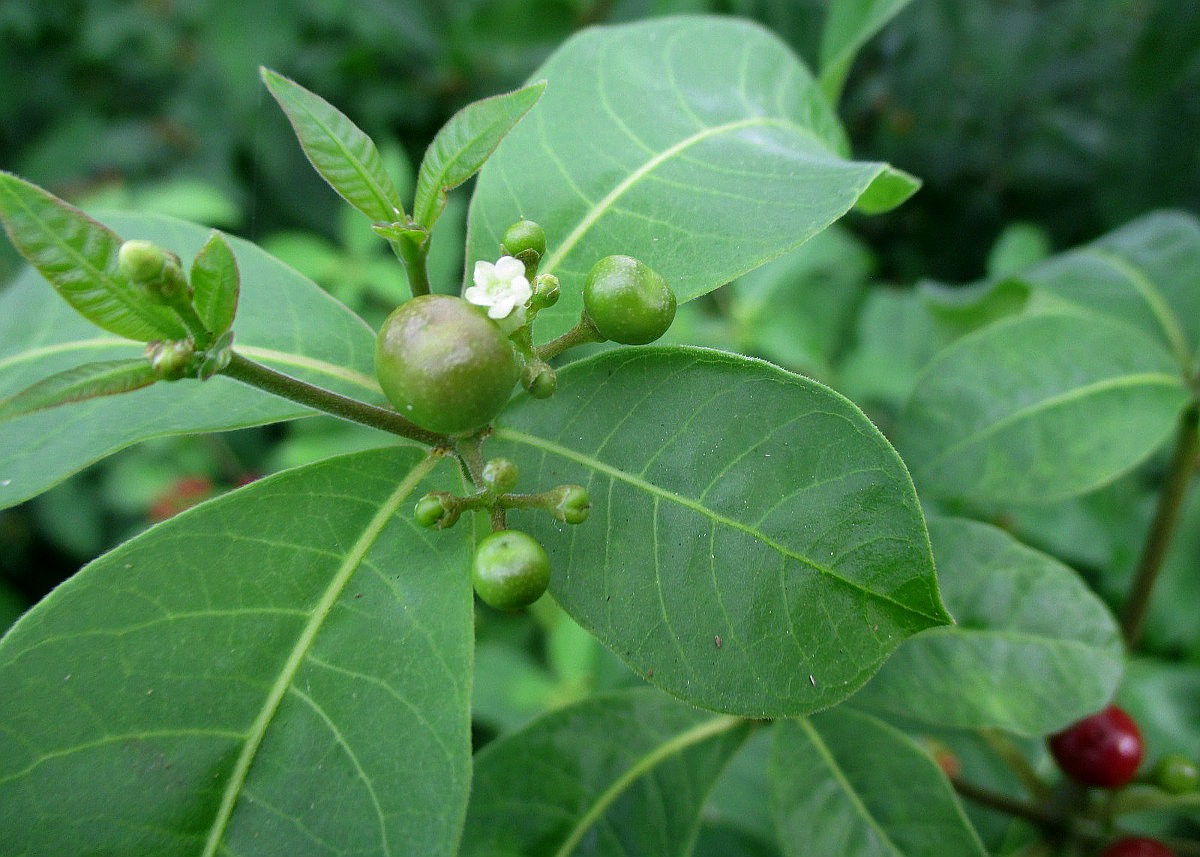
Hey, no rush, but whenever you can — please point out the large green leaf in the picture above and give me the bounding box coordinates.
[0,173,187,341]
[491,347,950,717]
[412,81,545,231]
[851,517,1124,735]
[460,688,749,857]
[261,68,407,224]
[819,0,914,102]
[0,447,473,856]
[896,310,1192,505]
[467,16,919,340]
[1022,211,1200,372]
[0,211,382,509]
[771,710,987,857]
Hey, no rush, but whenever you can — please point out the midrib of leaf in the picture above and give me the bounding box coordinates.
[0,337,132,373]
[1085,248,1193,372]
[415,117,506,227]
[538,116,827,277]
[551,714,741,857]
[495,427,942,622]
[232,345,381,393]
[795,718,904,857]
[279,86,401,224]
[922,371,1186,473]
[200,453,438,857]
[0,180,174,336]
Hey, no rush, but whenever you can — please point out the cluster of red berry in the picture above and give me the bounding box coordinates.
[1049,705,1198,857]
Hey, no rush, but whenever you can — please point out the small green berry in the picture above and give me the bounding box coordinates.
[501,219,547,260]
[471,530,550,610]
[551,485,591,524]
[375,294,520,435]
[482,458,519,494]
[582,255,676,345]
[1153,753,1199,794]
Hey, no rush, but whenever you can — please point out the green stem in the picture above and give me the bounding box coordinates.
[393,236,431,298]
[452,432,506,530]
[1121,402,1200,649]
[221,352,447,447]
[536,315,604,361]
[978,728,1054,802]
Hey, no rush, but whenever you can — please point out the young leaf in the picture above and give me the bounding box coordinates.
[0,212,382,511]
[0,448,473,856]
[897,310,1192,505]
[0,173,186,342]
[190,230,240,337]
[771,710,988,857]
[468,17,920,340]
[460,688,749,857]
[819,0,914,103]
[261,67,407,224]
[851,517,1124,736]
[412,80,545,231]
[491,348,951,717]
[0,358,157,420]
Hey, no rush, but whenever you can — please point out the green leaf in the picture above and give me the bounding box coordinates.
[0,448,473,855]
[190,230,240,336]
[851,517,1124,735]
[460,688,749,857]
[467,16,920,340]
[819,0,914,102]
[412,80,545,231]
[0,212,382,510]
[771,710,987,857]
[0,172,186,341]
[491,348,950,717]
[1023,210,1200,372]
[261,67,407,224]
[897,311,1192,505]
[0,358,157,420]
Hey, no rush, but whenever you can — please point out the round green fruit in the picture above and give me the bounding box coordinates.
[375,295,519,435]
[1153,753,1199,795]
[471,530,550,610]
[582,255,675,345]
[501,219,546,260]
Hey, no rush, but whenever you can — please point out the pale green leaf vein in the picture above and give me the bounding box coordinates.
[1085,247,1192,370]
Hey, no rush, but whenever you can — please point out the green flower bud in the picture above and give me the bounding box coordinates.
[118,240,170,283]
[472,529,550,610]
[532,273,560,308]
[145,339,196,381]
[526,363,557,399]
[582,255,675,345]
[414,492,459,529]
[482,458,519,494]
[550,484,591,524]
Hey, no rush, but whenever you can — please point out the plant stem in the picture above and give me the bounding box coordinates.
[950,777,1067,833]
[978,728,1054,802]
[221,351,447,447]
[1121,402,1200,649]
[393,236,431,298]
[536,316,603,361]
[452,432,506,531]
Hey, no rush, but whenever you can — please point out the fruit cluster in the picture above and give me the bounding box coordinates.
[373,219,674,609]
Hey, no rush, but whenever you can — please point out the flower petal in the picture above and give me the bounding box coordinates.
[495,256,525,280]
[463,286,490,307]
[473,260,497,287]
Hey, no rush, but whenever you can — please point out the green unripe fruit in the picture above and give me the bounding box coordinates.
[482,458,519,494]
[1154,753,1199,794]
[375,295,520,435]
[582,255,676,345]
[501,219,546,260]
[551,485,591,524]
[471,530,550,610]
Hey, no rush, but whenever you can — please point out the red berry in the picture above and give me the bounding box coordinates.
[1098,836,1176,857]
[1048,705,1144,788]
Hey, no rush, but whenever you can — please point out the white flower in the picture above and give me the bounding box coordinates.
[465,256,532,328]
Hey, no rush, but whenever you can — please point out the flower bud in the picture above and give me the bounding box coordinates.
[482,458,519,494]
[414,492,460,529]
[145,339,196,381]
[550,484,591,524]
[527,363,557,399]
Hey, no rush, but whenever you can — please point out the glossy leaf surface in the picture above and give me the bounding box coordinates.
[460,688,748,857]
[492,347,950,717]
[852,517,1124,735]
[190,230,240,337]
[771,710,987,857]
[0,448,472,856]
[897,311,1191,505]
[0,172,186,341]
[0,212,381,509]
[412,81,545,230]
[0,358,157,420]
[467,16,919,340]
[261,67,407,224]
